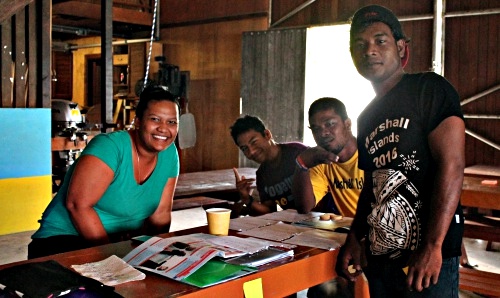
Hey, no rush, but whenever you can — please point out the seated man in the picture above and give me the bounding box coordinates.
[292,97,364,298]
[230,115,307,215]
[293,97,363,217]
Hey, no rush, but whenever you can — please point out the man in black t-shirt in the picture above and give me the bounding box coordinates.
[336,5,465,298]
[230,115,307,215]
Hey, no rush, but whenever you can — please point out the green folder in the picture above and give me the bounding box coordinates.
[183,259,257,288]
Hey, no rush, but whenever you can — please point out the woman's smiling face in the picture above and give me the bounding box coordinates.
[136,100,179,153]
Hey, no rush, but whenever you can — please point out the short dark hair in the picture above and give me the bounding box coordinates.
[349,5,409,46]
[230,115,267,144]
[135,85,179,119]
[308,97,348,121]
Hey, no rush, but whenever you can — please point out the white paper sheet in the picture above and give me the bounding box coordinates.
[256,209,323,223]
[229,216,280,231]
[72,255,146,286]
[237,222,312,242]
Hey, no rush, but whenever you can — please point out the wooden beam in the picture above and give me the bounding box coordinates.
[0,0,33,23]
[101,0,114,131]
[161,12,269,28]
[40,0,51,108]
[1,18,12,107]
[53,1,152,26]
[161,0,268,25]
[27,2,38,108]
[15,8,27,108]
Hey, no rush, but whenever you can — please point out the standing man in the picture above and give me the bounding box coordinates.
[337,5,465,297]
[230,115,307,215]
[293,97,363,217]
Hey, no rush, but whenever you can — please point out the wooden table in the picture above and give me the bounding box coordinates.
[460,168,500,253]
[174,168,257,200]
[459,171,500,298]
[464,164,500,179]
[172,196,231,211]
[0,226,338,298]
[461,175,500,210]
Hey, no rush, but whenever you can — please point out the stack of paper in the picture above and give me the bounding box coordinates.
[225,247,294,267]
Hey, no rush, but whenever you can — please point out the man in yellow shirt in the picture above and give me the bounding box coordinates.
[293,97,363,217]
[293,98,364,298]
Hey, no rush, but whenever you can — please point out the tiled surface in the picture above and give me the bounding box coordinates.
[0,207,498,298]
[0,229,33,265]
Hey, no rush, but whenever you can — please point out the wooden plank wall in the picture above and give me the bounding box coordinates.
[160,0,497,171]
[446,1,499,166]
[268,0,499,167]
[161,0,269,172]
[0,0,49,109]
[2,0,495,173]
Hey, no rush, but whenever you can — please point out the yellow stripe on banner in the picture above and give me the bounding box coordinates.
[0,176,52,235]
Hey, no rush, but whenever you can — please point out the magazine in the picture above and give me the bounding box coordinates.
[123,235,257,287]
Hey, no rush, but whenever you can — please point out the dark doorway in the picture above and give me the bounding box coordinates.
[86,55,102,107]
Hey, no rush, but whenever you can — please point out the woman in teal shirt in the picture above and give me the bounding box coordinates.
[29,86,180,258]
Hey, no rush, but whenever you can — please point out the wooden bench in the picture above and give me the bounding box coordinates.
[172,196,231,211]
[461,166,499,253]
[464,164,500,179]
[459,267,500,297]
[464,215,500,242]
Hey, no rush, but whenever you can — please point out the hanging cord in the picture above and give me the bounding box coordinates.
[143,0,158,89]
[130,0,158,130]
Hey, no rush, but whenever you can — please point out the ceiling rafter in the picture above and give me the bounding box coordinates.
[0,0,33,23]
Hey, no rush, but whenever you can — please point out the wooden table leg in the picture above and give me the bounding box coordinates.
[460,241,477,268]
[113,98,123,124]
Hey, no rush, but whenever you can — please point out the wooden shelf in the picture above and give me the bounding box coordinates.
[51,134,96,151]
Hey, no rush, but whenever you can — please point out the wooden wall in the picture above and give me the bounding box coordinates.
[161,0,269,172]
[1,0,497,171]
[268,0,500,166]
[159,0,498,170]
[445,1,499,166]
[0,0,50,109]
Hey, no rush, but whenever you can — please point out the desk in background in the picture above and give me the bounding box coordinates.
[464,164,500,179]
[172,196,230,211]
[461,175,500,210]
[461,165,500,252]
[459,165,500,298]
[174,168,256,200]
